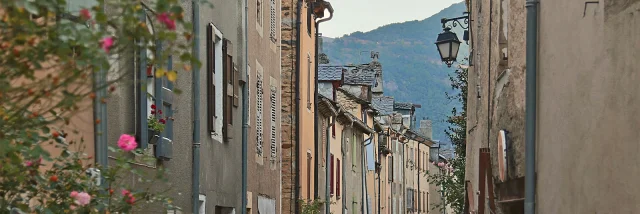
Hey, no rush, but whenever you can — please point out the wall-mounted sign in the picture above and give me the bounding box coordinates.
[497,130,507,182]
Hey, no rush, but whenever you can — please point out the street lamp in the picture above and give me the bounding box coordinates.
[435,28,462,67]
[435,12,469,67]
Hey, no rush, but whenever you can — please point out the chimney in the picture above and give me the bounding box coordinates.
[419,120,432,140]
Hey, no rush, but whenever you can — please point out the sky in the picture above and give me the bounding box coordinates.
[320,0,462,38]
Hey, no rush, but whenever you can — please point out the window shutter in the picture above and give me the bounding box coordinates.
[269,0,276,42]
[337,158,341,197]
[233,65,239,107]
[222,39,233,142]
[330,154,334,195]
[136,12,149,149]
[207,25,215,135]
[156,51,174,160]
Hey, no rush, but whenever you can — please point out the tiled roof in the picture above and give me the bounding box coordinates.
[394,102,414,110]
[343,66,376,86]
[372,96,394,115]
[318,65,344,81]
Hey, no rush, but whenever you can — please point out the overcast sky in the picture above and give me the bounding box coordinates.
[320,0,462,38]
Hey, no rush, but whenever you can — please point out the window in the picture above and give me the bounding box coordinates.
[198,194,206,214]
[330,154,334,195]
[306,54,312,109]
[207,23,222,136]
[270,83,277,162]
[307,151,312,200]
[256,0,263,27]
[389,157,393,182]
[306,0,312,35]
[269,0,276,42]
[256,65,264,157]
[337,158,341,197]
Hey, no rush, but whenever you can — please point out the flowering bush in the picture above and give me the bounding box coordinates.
[0,0,198,212]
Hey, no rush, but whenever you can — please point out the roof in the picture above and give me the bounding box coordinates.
[343,66,376,85]
[372,96,394,115]
[394,102,414,110]
[318,65,344,81]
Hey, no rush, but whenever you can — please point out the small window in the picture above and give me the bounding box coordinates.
[269,0,277,42]
[198,194,206,214]
[257,0,263,27]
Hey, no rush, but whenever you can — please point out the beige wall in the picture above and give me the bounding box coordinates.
[247,0,282,211]
[537,0,640,213]
[329,121,344,213]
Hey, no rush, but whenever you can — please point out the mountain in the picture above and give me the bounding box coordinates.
[322,2,468,144]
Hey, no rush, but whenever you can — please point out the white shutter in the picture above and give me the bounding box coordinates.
[256,70,264,157]
[270,84,277,161]
[269,0,277,42]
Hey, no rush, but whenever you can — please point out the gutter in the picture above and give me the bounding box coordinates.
[294,1,302,212]
[524,0,538,213]
[242,0,249,212]
[191,0,201,212]
[314,0,334,201]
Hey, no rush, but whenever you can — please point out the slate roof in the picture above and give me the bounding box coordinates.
[318,65,344,81]
[394,102,414,110]
[372,96,394,115]
[343,66,376,86]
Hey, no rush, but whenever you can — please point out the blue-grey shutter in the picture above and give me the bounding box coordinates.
[136,11,149,149]
[156,49,174,161]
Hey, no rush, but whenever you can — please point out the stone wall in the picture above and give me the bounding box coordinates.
[279,0,298,213]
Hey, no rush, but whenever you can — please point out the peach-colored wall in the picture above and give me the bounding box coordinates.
[298,1,317,202]
[329,121,344,213]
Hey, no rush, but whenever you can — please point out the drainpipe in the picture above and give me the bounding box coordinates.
[191,0,201,213]
[341,127,348,214]
[242,0,249,212]
[417,141,420,214]
[294,1,302,213]
[93,3,108,188]
[362,134,373,214]
[524,0,538,213]
[314,1,334,202]
[325,107,339,214]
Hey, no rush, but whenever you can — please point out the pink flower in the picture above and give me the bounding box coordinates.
[70,204,77,210]
[121,189,130,196]
[151,104,156,109]
[70,191,78,198]
[79,9,91,20]
[117,134,137,151]
[126,196,135,204]
[437,162,445,167]
[24,160,33,167]
[73,192,91,206]
[100,37,114,53]
[157,13,176,30]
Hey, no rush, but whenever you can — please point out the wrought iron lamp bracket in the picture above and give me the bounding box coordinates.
[441,12,470,30]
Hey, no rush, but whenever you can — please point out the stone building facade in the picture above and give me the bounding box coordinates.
[247,0,282,212]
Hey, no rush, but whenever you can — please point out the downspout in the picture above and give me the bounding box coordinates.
[341,127,348,214]
[362,134,374,214]
[314,1,334,201]
[417,142,420,214]
[325,107,339,214]
[191,0,201,212]
[242,0,249,212]
[94,2,108,188]
[294,1,302,213]
[524,0,538,213]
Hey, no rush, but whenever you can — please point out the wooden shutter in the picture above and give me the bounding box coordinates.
[136,12,149,149]
[233,64,239,107]
[330,154,334,195]
[207,24,215,135]
[336,158,341,197]
[222,39,233,142]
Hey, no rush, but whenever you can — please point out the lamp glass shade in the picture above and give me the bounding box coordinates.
[435,28,462,67]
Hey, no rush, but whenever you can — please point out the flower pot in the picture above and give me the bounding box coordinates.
[149,129,160,145]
